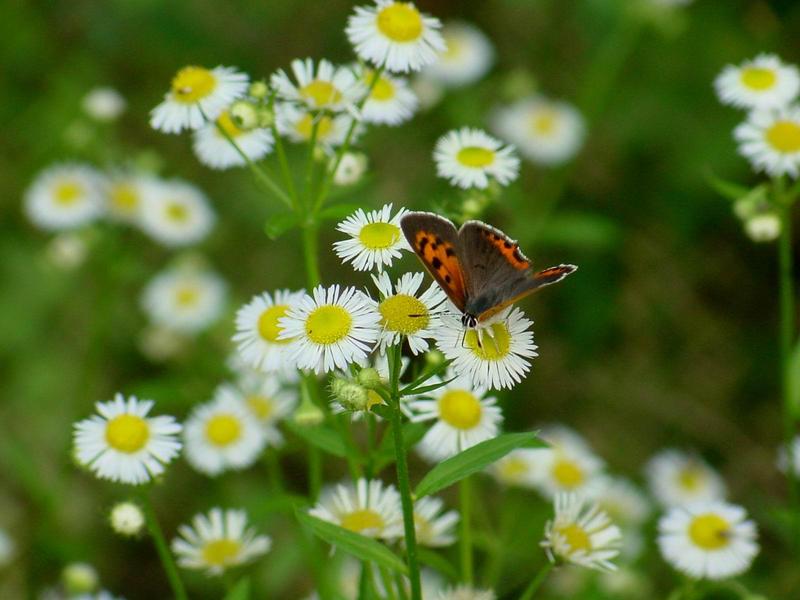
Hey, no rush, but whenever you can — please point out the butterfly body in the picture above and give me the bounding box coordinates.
[400,212,577,328]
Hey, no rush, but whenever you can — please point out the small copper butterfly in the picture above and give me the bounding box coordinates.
[400,211,577,328]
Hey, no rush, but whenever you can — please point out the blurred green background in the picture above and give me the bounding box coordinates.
[3,0,800,597]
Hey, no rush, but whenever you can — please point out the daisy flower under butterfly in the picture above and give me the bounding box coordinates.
[192,109,274,170]
[233,289,306,373]
[24,163,104,231]
[433,127,520,190]
[334,204,411,271]
[357,66,418,125]
[715,54,800,110]
[279,285,380,374]
[346,1,446,74]
[271,58,362,113]
[371,270,447,355]
[406,372,503,461]
[435,306,537,390]
[150,65,249,134]
[73,394,182,485]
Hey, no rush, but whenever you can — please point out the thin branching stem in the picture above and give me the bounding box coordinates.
[141,492,187,600]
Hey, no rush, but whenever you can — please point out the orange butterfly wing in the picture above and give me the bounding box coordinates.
[400,212,467,312]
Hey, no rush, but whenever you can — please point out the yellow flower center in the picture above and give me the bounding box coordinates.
[551,457,585,488]
[165,201,189,222]
[557,524,591,553]
[358,222,401,249]
[340,508,385,533]
[688,514,731,550]
[175,285,200,307]
[110,183,139,213]
[205,414,242,447]
[456,146,495,168]
[677,466,704,491]
[246,394,274,420]
[300,80,342,107]
[171,66,217,104]
[369,75,396,101]
[201,539,242,566]
[438,389,482,430]
[414,514,433,542]
[766,120,800,153]
[464,323,511,360]
[54,181,83,206]
[305,305,352,345]
[105,414,150,453]
[740,66,777,91]
[379,294,428,334]
[216,111,243,138]
[498,456,529,482]
[531,111,557,135]
[376,2,423,42]
[258,304,291,344]
[295,114,333,140]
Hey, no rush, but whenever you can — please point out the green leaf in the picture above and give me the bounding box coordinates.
[401,377,456,397]
[318,203,364,222]
[417,548,459,581]
[264,212,301,240]
[414,432,545,498]
[705,170,751,201]
[285,421,349,458]
[223,578,250,600]
[296,511,408,575]
[399,360,453,397]
[788,340,800,419]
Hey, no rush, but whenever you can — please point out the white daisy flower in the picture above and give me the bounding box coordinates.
[73,393,182,485]
[171,508,271,576]
[309,478,403,540]
[333,152,369,185]
[715,54,800,110]
[530,445,605,500]
[542,493,622,572]
[591,476,651,529]
[333,203,411,271]
[435,307,538,391]
[413,495,459,547]
[82,87,126,122]
[235,374,297,445]
[275,102,353,147]
[24,164,103,231]
[139,179,215,247]
[488,448,544,488]
[371,270,447,355]
[193,109,274,170]
[103,173,151,224]
[271,58,362,113]
[233,289,306,373]
[406,373,503,461]
[435,586,496,600]
[735,105,800,178]
[357,66,418,125]
[646,449,727,508]
[778,435,800,475]
[279,285,381,374]
[346,0,446,74]
[492,96,585,166]
[422,22,494,88]
[434,127,520,189]
[658,501,759,580]
[141,266,227,334]
[150,65,249,134]
[183,385,267,476]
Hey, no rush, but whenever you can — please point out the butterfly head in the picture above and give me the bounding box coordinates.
[461,313,478,329]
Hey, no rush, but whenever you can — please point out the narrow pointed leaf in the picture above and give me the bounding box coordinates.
[296,511,408,575]
[414,432,545,498]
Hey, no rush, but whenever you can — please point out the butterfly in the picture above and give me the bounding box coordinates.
[400,211,577,329]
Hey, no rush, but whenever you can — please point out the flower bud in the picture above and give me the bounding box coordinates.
[293,392,324,426]
[110,501,145,537]
[334,152,368,186]
[356,367,382,389]
[62,562,98,595]
[425,349,446,368]
[249,80,269,100]
[745,213,781,242]
[331,377,370,412]
[257,107,275,129]
[230,100,259,130]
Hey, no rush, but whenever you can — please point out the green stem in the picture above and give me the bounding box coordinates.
[141,493,188,600]
[378,565,399,600]
[267,94,299,205]
[518,562,554,600]
[264,448,284,492]
[387,345,422,600]
[460,477,473,584]
[212,118,293,209]
[301,223,321,288]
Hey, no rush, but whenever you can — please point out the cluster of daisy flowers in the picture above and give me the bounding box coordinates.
[24,163,216,248]
[714,54,800,241]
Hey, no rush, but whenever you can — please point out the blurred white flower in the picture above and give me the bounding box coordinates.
[715,54,799,110]
[333,152,369,186]
[423,22,494,88]
[24,163,104,231]
[46,233,88,270]
[139,179,215,247]
[735,105,800,178]
[745,212,781,242]
[310,478,403,540]
[193,109,274,170]
[271,58,362,113]
[646,449,726,508]
[82,87,126,121]
[358,66,418,125]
